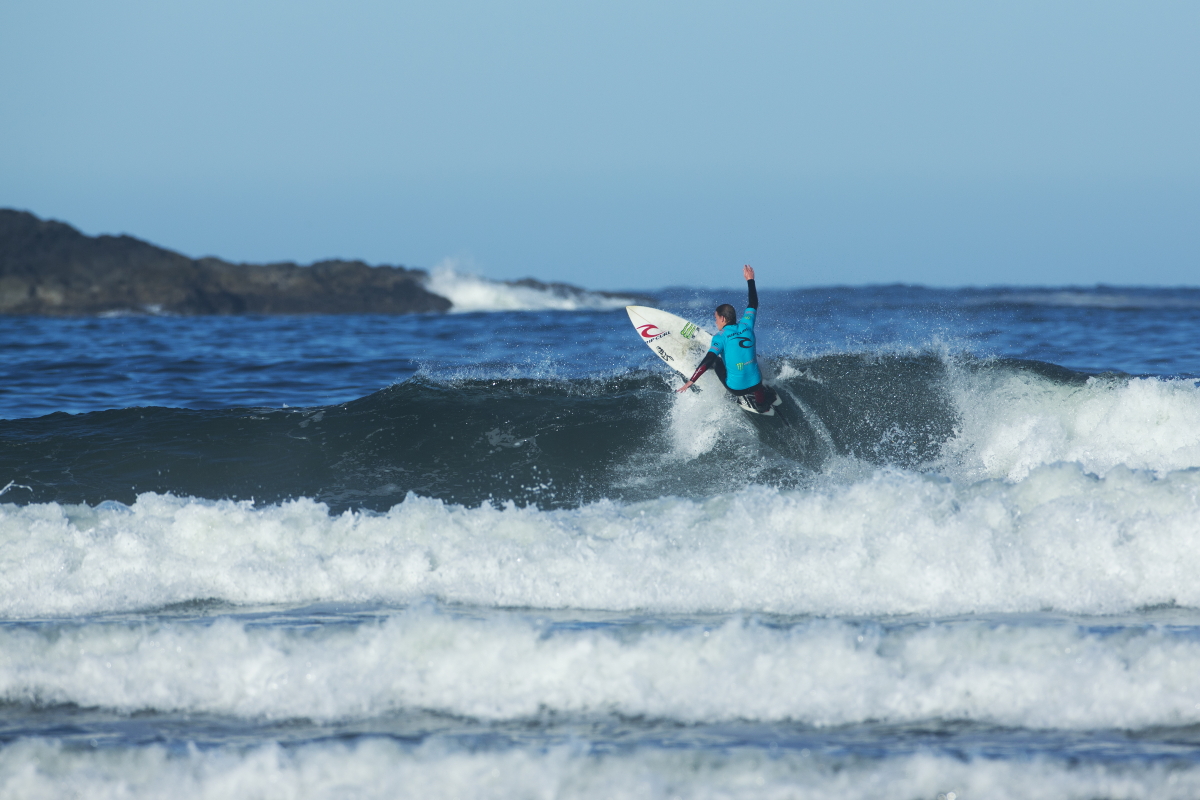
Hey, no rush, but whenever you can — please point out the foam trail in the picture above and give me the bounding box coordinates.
[2,738,1198,800]
[425,262,634,312]
[3,609,1200,728]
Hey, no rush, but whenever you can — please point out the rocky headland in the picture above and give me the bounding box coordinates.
[0,209,452,315]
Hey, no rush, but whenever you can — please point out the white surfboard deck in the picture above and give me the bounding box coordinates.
[626,305,779,416]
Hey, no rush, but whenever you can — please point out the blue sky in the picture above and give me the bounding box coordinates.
[2,1,1197,289]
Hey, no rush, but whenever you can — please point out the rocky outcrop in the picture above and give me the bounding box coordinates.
[0,209,452,315]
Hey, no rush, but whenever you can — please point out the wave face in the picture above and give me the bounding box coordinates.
[3,356,1200,622]
[4,354,1199,511]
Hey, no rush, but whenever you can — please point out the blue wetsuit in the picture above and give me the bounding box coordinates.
[686,279,765,397]
[708,305,761,391]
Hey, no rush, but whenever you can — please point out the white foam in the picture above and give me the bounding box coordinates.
[3,608,1200,728]
[1,738,1197,800]
[665,374,747,458]
[424,261,633,312]
[941,371,1200,481]
[3,463,1200,619]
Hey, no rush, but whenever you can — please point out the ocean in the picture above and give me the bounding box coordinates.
[2,273,1200,798]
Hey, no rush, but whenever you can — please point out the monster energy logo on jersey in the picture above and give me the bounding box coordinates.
[679,322,698,339]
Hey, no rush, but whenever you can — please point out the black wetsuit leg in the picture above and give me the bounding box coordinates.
[691,356,776,411]
[727,381,776,411]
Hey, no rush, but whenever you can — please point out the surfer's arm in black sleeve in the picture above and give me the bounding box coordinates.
[689,352,719,383]
[676,352,719,393]
[744,264,757,309]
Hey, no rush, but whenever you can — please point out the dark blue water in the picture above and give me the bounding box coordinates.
[4,286,1197,421]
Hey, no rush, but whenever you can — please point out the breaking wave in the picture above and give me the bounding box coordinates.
[3,354,1199,511]
[2,460,1200,617]
[424,263,636,312]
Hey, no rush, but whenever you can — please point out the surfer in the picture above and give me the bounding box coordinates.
[676,265,777,412]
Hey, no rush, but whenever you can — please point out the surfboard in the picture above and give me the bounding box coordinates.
[626,305,781,416]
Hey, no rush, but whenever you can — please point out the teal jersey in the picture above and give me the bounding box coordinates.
[709,307,761,391]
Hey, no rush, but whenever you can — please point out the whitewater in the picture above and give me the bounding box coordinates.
[2,278,1200,798]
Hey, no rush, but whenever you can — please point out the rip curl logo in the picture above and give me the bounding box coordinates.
[637,324,662,339]
[637,324,670,343]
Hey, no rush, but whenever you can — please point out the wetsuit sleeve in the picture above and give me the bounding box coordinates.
[746,279,758,310]
[687,351,719,383]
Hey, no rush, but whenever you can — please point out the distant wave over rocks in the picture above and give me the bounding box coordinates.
[0,209,631,315]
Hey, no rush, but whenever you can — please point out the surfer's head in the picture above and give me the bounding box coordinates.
[715,304,737,329]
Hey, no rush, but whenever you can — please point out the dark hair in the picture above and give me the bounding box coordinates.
[715,304,737,325]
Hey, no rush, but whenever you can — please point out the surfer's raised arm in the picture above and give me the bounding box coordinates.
[677,265,760,394]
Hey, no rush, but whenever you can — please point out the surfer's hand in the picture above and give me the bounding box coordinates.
[743,264,754,281]
[677,381,694,393]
